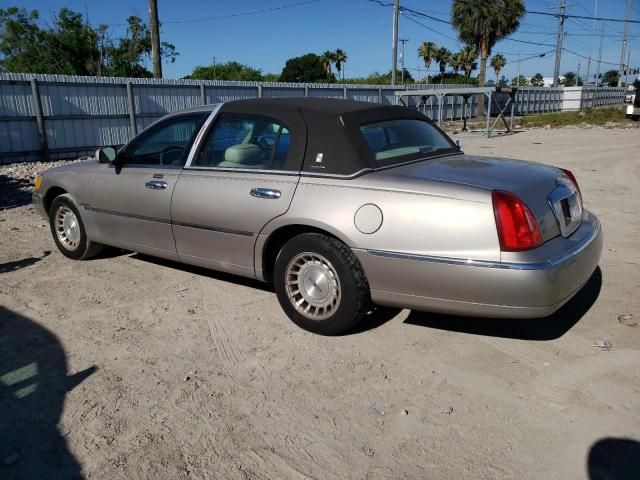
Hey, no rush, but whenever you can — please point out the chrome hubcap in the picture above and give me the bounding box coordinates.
[55,206,81,251]
[285,252,341,321]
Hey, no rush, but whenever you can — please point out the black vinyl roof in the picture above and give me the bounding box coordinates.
[222,98,454,176]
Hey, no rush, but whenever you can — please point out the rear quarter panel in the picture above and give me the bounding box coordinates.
[258,173,500,267]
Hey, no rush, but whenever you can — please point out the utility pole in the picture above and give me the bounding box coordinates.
[391,0,399,85]
[585,0,598,85]
[148,0,162,78]
[517,51,521,86]
[618,0,631,87]
[577,61,581,86]
[399,38,409,84]
[595,21,604,87]
[553,0,566,87]
[212,56,217,80]
[626,48,632,86]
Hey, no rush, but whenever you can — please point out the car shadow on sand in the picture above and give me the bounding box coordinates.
[403,267,602,341]
[0,307,97,480]
[588,437,640,480]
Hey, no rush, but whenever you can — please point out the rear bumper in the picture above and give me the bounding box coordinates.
[354,211,603,318]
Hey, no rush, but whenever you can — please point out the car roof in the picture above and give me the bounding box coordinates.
[226,97,385,115]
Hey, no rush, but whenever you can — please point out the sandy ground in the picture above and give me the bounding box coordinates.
[1,127,639,480]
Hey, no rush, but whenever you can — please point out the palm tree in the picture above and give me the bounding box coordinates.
[459,46,478,78]
[417,41,437,83]
[561,71,577,87]
[321,50,335,77]
[490,54,506,81]
[451,51,464,75]
[451,0,525,114]
[434,47,452,81]
[333,49,347,80]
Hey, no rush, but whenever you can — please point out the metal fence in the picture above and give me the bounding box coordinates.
[0,73,626,163]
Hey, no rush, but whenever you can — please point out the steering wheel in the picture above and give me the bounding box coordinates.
[159,145,184,165]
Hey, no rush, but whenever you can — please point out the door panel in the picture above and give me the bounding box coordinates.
[90,166,180,257]
[171,170,299,276]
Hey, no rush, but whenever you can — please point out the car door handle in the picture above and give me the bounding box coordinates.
[250,188,281,199]
[145,180,167,190]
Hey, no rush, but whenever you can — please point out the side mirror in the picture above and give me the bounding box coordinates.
[96,146,118,164]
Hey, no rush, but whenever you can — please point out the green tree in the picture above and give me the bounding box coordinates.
[490,54,506,81]
[280,53,334,83]
[601,70,619,87]
[498,75,509,87]
[263,73,280,82]
[511,75,529,86]
[452,0,525,113]
[560,71,577,87]
[186,61,264,81]
[530,73,544,86]
[333,48,347,80]
[0,7,177,77]
[104,16,177,77]
[417,41,437,82]
[434,47,452,79]
[0,7,101,75]
[451,51,464,75]
[321,50,335,76]
[459,46,478,78]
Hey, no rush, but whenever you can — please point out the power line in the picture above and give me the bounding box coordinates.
[526,9,640,24]
[164,0,322,24]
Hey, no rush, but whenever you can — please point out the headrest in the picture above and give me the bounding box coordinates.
[223,144,263,165]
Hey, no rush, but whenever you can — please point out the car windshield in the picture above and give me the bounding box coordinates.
[360,119,455,166]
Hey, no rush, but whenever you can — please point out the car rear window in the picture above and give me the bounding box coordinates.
[360,119,455,166]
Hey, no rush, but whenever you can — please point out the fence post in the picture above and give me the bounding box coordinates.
[126,81,137,138]
[200,83,206,104]
[304,85,309,97]
[343,86,348,99]
[257,85,263,98]
[30,78,49,161]
[378,86,383,104]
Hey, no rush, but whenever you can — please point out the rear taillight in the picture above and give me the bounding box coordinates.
[560,168,580,194]
[492,190,543,252]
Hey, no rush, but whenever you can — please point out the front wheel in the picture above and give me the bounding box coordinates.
[49,194,103,260]
[273,233,371,335]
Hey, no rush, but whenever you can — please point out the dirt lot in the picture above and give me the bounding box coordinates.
[1,127,639,479]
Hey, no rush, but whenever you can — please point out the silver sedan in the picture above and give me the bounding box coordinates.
[33,98,602,335]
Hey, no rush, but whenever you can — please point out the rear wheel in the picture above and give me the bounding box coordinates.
[49,194,103,260]
[274,233,370,335]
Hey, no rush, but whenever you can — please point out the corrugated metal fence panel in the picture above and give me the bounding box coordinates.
[262,87,306,98]
[0,119,40,154]
[135,85,203,114]
[0,73,626,163]
[0,81,34,117]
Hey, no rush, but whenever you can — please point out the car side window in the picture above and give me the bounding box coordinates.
[194,114,291,170]
[120,114,207,167]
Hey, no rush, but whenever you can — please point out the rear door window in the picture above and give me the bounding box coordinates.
[194,115,291,170]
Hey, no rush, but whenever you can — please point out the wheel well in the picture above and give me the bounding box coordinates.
[43,187,68,214]
[261,225,344,283]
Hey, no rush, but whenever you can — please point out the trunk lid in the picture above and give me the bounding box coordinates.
[380,153,580,241]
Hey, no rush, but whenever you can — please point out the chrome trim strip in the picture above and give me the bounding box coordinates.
[84,205,254,237]
[184,166,300,176]
[184,103,223,168]
[172,221,254,237]
[366,218,600,271]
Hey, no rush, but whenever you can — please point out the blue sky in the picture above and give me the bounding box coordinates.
[11,0,640,81]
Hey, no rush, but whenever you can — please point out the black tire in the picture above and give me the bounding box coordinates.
[49,194,103,260]
[273,233,371,335]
